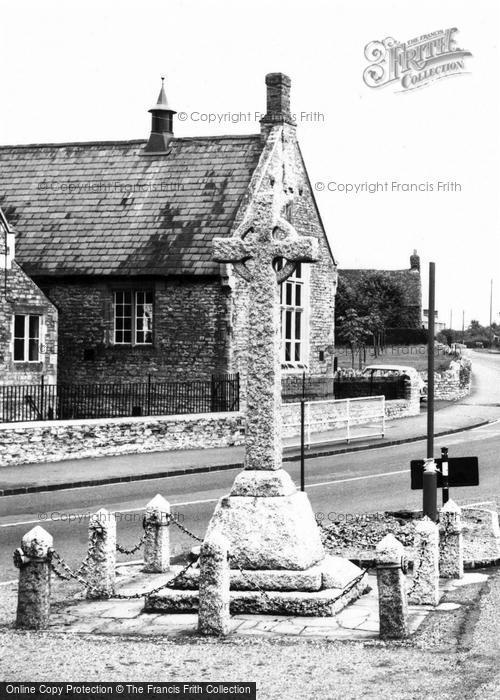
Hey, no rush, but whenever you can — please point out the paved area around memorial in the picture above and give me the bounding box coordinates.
[43,570,489,640]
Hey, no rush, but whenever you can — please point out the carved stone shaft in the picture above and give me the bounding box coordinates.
[198,534,230,636]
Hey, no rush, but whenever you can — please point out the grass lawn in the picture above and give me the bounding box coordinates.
[336,344,454,372]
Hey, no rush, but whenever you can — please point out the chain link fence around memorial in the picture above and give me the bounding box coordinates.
[0,373,239,423]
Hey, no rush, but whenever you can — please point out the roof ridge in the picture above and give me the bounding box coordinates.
[0,134,262,150]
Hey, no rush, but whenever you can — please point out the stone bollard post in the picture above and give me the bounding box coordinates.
[198,533,230,636]
[439,499,464,578]
[408,517,439,606]
[14,526,53,629]
[86,508,116,599]
[376,533,408,639]
[143,494,171,573]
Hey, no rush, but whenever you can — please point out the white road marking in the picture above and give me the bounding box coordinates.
[1,418,498,530]
[307,469,409,489]
[0,471,411,529]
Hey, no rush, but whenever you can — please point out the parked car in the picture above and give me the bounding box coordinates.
[362,365,426,400]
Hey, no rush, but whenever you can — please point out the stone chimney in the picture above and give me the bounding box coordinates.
[0,208,15,270]
[410,249,420,272]
[260,73,296,137]
[145,77,177,153]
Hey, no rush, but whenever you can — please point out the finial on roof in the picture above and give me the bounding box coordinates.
[154,76,171,110]
[145,77,177,153]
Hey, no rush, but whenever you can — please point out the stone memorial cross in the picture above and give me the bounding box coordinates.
[213,202,318,471]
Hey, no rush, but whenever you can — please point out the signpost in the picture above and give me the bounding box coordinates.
[441,446,449,504]
[423,262,437,520]
[411,453,479,490]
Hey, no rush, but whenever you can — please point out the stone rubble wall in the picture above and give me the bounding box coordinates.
[0,412,245,467]
[419,357,472,402]
[0,377,422,467]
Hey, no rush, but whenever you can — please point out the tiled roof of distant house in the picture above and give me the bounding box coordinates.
[0,135,264,277]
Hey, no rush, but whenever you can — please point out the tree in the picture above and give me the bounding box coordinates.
[335,272,408,333]
[336,308,369,368]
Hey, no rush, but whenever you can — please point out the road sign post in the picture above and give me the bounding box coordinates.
[441,447,449,505]
[427,262,435,458]
[422,458,438,522]
[424,262,437,520]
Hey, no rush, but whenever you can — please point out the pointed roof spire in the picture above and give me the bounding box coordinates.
[145,76,177,152]
[150,76,175,113]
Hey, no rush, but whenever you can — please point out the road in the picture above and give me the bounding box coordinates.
[1,351,499,584]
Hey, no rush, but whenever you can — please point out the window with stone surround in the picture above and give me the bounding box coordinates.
[113,290,153,345]
[276,261,309,370]
[13,314,40,362]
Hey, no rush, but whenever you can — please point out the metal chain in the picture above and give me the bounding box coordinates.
[232,561,273,602]
[49,548,92,589]
[75,533,100,576]
[48,546,198,600]
[49,559,73,581]
[406,540,427,595]
[330,565,371,604]
[116,535,146,556]
[111,559,198,600]
[229,556,370,606]
[168,516,204,542]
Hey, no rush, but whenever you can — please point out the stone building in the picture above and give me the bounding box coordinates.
[0,207,58,386]
[338,251,422,328]
[0,74,337,390]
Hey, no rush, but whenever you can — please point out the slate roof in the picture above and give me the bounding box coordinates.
[338,268,421,308]
[0,136,264,277]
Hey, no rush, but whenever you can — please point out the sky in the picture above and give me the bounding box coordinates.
[1,0,498,326]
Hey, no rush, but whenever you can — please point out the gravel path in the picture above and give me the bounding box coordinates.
[1,571,499,700]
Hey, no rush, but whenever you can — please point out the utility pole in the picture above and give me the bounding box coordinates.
[423,262,438,521]
[462,310,465,344]
[490,279,493,347]
[449,309,453,331]
[427,262,435,459]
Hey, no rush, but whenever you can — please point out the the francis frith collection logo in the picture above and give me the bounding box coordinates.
[363,28,472,92]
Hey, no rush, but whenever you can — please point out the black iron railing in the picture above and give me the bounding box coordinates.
[282,374,407,403]
[0,374,240,423]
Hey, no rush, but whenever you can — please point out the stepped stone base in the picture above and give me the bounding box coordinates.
[145,556,370,616]
[145,580,369,616]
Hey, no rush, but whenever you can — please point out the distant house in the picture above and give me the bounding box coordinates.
[422,309,446,332]
[0,74,337,392]
[337,251,422,329]
[0,207,58,386]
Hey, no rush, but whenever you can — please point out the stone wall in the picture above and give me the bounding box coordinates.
[0,261,58,386]
[38,276,230,384]
[0,374,421,466]
[0,412,245,467]
[420,357,472,401]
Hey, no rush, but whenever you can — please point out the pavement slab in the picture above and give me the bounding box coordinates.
[46,572,481,641]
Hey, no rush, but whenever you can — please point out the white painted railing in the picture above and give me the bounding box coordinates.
[283,395,385,448]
